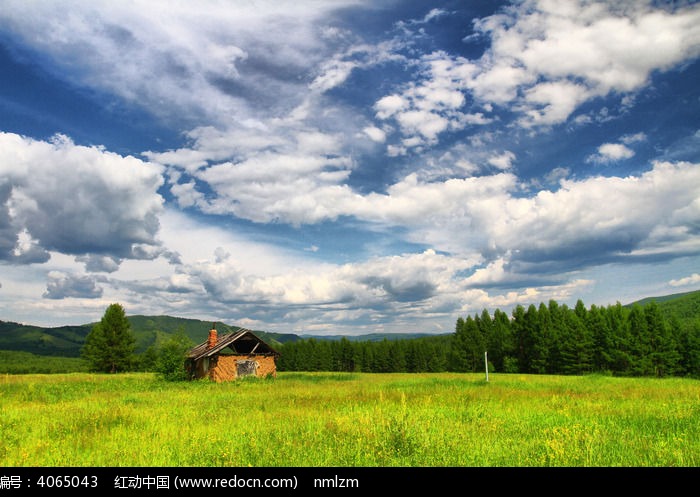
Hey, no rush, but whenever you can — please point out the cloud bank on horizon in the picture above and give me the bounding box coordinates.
[0,0,699,334]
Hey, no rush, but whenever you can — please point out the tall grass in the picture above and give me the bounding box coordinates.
[1,372,698,467]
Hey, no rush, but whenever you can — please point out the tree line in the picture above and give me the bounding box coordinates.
[277,299,700,378]
[81,299,700,379]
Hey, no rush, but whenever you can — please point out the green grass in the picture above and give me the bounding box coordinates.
[1,372,698,467]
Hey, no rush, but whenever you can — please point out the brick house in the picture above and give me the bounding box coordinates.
[186,324,280,382]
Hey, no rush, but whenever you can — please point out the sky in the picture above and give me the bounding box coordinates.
[0,0,699,336]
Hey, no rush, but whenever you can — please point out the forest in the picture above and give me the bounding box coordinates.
[277,298,700,378]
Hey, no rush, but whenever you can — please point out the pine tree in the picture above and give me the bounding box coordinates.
[338,337,356,372]
[606,302,633,375]
[450,317,470,372]
[512,305,531,373]
[560,309,594,375]
[628,304,653,376]
[81,303,136,373]
[547,300,566,374]
[531,303,552,374]
[489,309,515,372]
[589,304,614,372]
[644,301,680,377]
[451,315,485,372]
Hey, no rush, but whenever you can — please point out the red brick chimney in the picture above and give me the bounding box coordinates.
[208,323,217,349]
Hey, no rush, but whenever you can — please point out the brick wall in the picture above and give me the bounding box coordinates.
[209,354,277,382]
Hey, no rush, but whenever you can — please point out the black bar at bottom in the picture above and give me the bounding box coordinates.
[0,466,695,494]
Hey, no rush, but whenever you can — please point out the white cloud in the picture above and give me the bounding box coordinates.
[621,132,647,145]
[395,110,448,141]
[469,0,700,126]
[310,59,357,92]
[669,273,700,287]
[488,151,516,171]
[184,248,477,319]
[544,167,570,185]
[43,271,104,299]
[0,132,165,264]
[372,0,700,144]
[343,161,700,276]
[422,8,450,23]
[0,0,367,128]
[373,51,482,148]
[587,142,636,164]
[157,156,700,277]
[169,180,203,209]
[520,80,591,126]
[375,94,408,119]
[363,126,387,143]
[194,153,355,225]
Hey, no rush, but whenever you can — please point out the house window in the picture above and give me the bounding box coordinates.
[236,360,257,377]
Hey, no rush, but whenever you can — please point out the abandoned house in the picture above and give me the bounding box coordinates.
[186,324,280,382]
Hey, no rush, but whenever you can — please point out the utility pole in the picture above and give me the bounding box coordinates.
[484,351,489,382]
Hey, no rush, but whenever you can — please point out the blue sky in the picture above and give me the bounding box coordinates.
[0,0,699,335]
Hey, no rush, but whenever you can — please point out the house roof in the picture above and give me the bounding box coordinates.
[187,328,280,361]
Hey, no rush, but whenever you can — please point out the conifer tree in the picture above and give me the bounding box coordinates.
[628,304,652,376]
[589,304,614,372]
[81,303,136,373]
[644,301,680,377]
[489,309,515,372]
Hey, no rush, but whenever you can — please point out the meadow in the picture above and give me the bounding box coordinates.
[1,372,699,467]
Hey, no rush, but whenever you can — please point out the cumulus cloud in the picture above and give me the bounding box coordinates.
[669,273,700,287]
[373,51,484,149]
[43,271,104,299]
[157,156,700,277]
[12,0,693,237]
[488,151,516,171]
[194,152,355,225]
[586,132,647,164]
[127,236,599,333]
[310,59,358,92]
[621,132,647,145]
[0,132,165,264]
[491,161,700,269]
[362,126,387,143]
[350,161,700,279]
[75,255,122,273]
[468,0,700,126]
[544,167,570,185]
[587,143,636,164]
[371,0,700,145]
[184,248,475,315]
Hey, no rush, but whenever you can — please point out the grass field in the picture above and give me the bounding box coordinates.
[1,372,698,467]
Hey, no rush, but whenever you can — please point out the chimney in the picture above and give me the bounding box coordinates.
[208,323,217,349]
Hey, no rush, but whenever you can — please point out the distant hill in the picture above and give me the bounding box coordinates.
[124,315,300,352]
[0,315,301,358]
[625,289,700,307]
[625,289,700,328]
[0,321,91,357]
